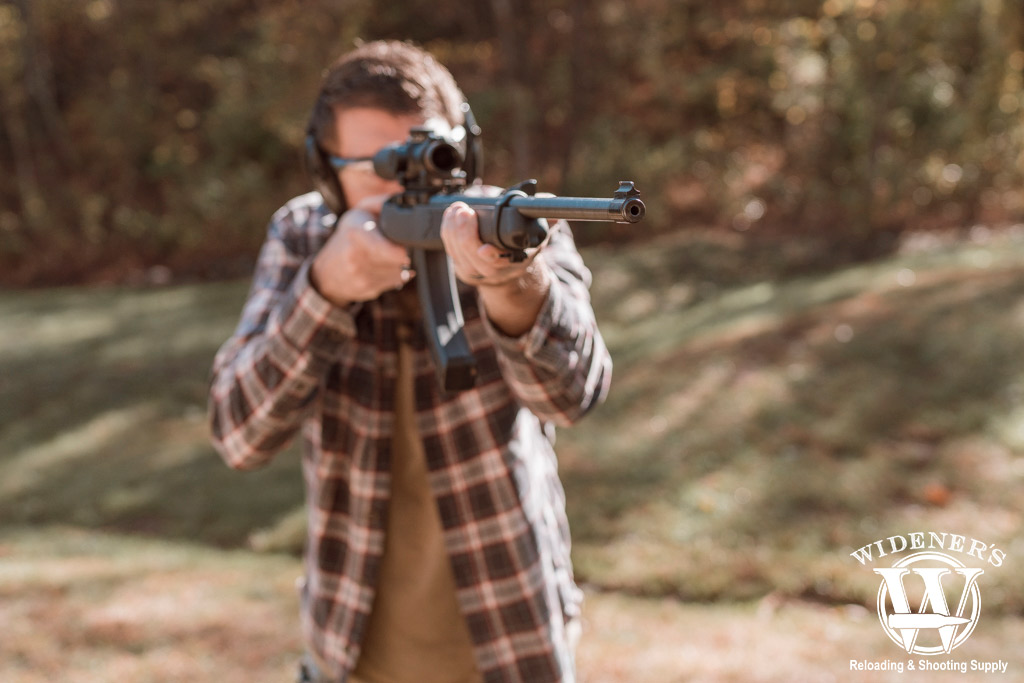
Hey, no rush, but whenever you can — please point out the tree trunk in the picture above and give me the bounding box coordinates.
[12,0,77,167]
[489,0,534,180]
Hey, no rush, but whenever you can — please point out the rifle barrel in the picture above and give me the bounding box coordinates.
[507,195,646,224]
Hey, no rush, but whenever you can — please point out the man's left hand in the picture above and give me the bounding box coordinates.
[439,202,550,336]
[439,202,538,286]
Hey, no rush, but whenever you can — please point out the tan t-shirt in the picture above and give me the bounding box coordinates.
[351,308,483,683]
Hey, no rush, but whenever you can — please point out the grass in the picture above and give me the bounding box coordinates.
[0,282,305,547]
[564,230,1024,612]
[2,228,1024,680]
[0,527,302,683]
[3,527,1024,682]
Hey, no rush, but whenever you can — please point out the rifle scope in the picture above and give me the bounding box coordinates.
[373,128,463,183]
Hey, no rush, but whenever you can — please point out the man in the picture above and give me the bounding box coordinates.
[208,40,611,683]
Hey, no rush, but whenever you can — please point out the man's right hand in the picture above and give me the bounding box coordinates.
[310,194,413,307]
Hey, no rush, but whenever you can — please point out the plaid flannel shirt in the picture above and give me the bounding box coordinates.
[208,192,611,682]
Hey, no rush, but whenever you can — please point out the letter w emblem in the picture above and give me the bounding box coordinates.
[874,557,984,655]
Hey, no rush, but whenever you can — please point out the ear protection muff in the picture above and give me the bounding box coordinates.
[303,100,483,218]
[304,128,348,217]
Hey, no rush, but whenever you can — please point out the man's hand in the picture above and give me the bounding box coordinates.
[440,202,551,337]
[310,194,413,307]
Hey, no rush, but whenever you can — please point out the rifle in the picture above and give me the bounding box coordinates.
[374,127,646,392]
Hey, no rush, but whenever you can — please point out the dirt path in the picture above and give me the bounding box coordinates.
[2,529,1022,682]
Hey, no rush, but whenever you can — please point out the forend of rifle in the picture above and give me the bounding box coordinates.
[505,180,647,224]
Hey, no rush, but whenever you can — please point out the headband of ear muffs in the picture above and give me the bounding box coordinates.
[303,101,483,217]
[458,101,483,188]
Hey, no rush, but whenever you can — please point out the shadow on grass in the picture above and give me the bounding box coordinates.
[5,234,1024,609]
[561,241,1024,607]
[0,281,305,549]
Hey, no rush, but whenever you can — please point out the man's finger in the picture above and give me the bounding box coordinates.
[352,193,395,216]
[441,204,480,264]
[346,216,410,266]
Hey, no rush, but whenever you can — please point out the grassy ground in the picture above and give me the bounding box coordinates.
[2,228,1024,681]
[566,229,1024,611]
[3,527,1024,683]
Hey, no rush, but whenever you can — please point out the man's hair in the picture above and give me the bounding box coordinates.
[308,40,466,147]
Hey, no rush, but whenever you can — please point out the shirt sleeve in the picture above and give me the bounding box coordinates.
[482,224,612,427]
[208,198,358,470]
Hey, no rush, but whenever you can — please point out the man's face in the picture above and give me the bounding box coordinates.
[327,107,427,209]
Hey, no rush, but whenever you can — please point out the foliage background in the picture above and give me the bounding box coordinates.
[4,0,1024,285]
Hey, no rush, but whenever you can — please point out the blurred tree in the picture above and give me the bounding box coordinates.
[2,0,1024,285]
